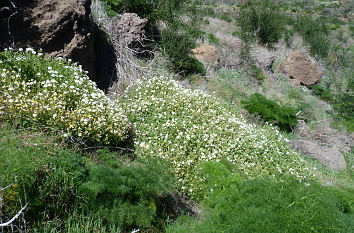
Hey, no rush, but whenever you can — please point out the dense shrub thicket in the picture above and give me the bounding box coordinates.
[100,0,185,21]
[161,20,206,75]
[0,49,131,145]
[242,93,298,132]
[237,0,285,46]
[122,76,316,199]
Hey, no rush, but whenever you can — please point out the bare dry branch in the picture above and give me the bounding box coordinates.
[0,202,28,227]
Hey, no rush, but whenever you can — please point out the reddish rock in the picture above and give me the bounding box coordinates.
[280,50,322,86]
[191,44,219,66]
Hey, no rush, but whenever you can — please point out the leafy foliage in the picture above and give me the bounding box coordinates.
[100,0,186,22]
[242,93,298,131]
[80,150,175,231]
[310,84,333,102]
[0,124,176,232]
[294,15,330,58]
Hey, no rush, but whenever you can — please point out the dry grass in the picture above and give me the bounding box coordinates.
[90,0,153,96]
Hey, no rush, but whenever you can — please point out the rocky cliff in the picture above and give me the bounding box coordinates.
[0,0,117,90]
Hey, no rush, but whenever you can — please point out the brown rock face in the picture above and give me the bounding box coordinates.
[0,0,118,90]
[280,50,322,86]
[111,13,148,47]
[1,0,95,74]
[32,0,95,75]
[191,44,219,66]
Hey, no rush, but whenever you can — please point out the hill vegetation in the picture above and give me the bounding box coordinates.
[1,0,353,232]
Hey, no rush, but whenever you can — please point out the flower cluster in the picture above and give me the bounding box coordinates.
[0,49,130,145]
[123,76,317,198]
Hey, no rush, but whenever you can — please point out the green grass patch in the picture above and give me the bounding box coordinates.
[167,162,354,233]
[242,93,298,132]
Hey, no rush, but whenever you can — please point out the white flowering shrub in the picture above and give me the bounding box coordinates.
[123,76,317,198]
[0,49,131,145]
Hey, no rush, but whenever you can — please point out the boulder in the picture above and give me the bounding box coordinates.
[290,139,347,171]
[191,44,219,66]
[279,50,322,86]
[111,13,148,47]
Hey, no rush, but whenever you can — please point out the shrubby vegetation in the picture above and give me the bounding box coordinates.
[161,20,206,76]
[237,0,285,46]
[167,162,354,233]
[100,0,206,76]
[0,49,131,146]
[122,76,316,199]
[294,15,330,58]
[242,93,298,132]
[0,124,176,232]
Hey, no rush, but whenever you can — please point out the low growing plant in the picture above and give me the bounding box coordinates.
[242,93,298,131]
[167,164,354,233]
[122,76,316,199]
[0,49,131,146]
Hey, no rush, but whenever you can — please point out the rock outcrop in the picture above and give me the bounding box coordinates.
[0,0,117,90]
[279,50,322,86]
[290,139,347,171]
[111,13,148,47]
[0,0,95,74]
[192,44,219,66]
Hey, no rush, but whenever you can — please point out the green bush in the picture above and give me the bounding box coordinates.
[220,14,232,23]
[250,64,265,81]
[100,0,185,22]
[122,76,316,199]
[80,150,175,231]
[0,49,131,146]
[294,15,330,58]
[0,124,176,232]
[310,84,333,102]
[242,93,298,131]
[167,163,354,233]
[161,21,206,75]
[237,0,285,46]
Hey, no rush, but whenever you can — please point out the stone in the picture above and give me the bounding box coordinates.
[110,13,148,47]
[290,139,347,171]
[191,44,219,66]
[309,126,352,153]
[279,50,322,86]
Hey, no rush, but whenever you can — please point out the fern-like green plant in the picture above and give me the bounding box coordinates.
[241,93,298,131]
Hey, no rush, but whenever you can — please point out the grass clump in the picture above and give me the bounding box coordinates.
[167,162,354,233]
[242,93,298,132]
[207,33,221,46]
[122,76,316,199]
[237,0,285,46]
[0,49,131,146]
